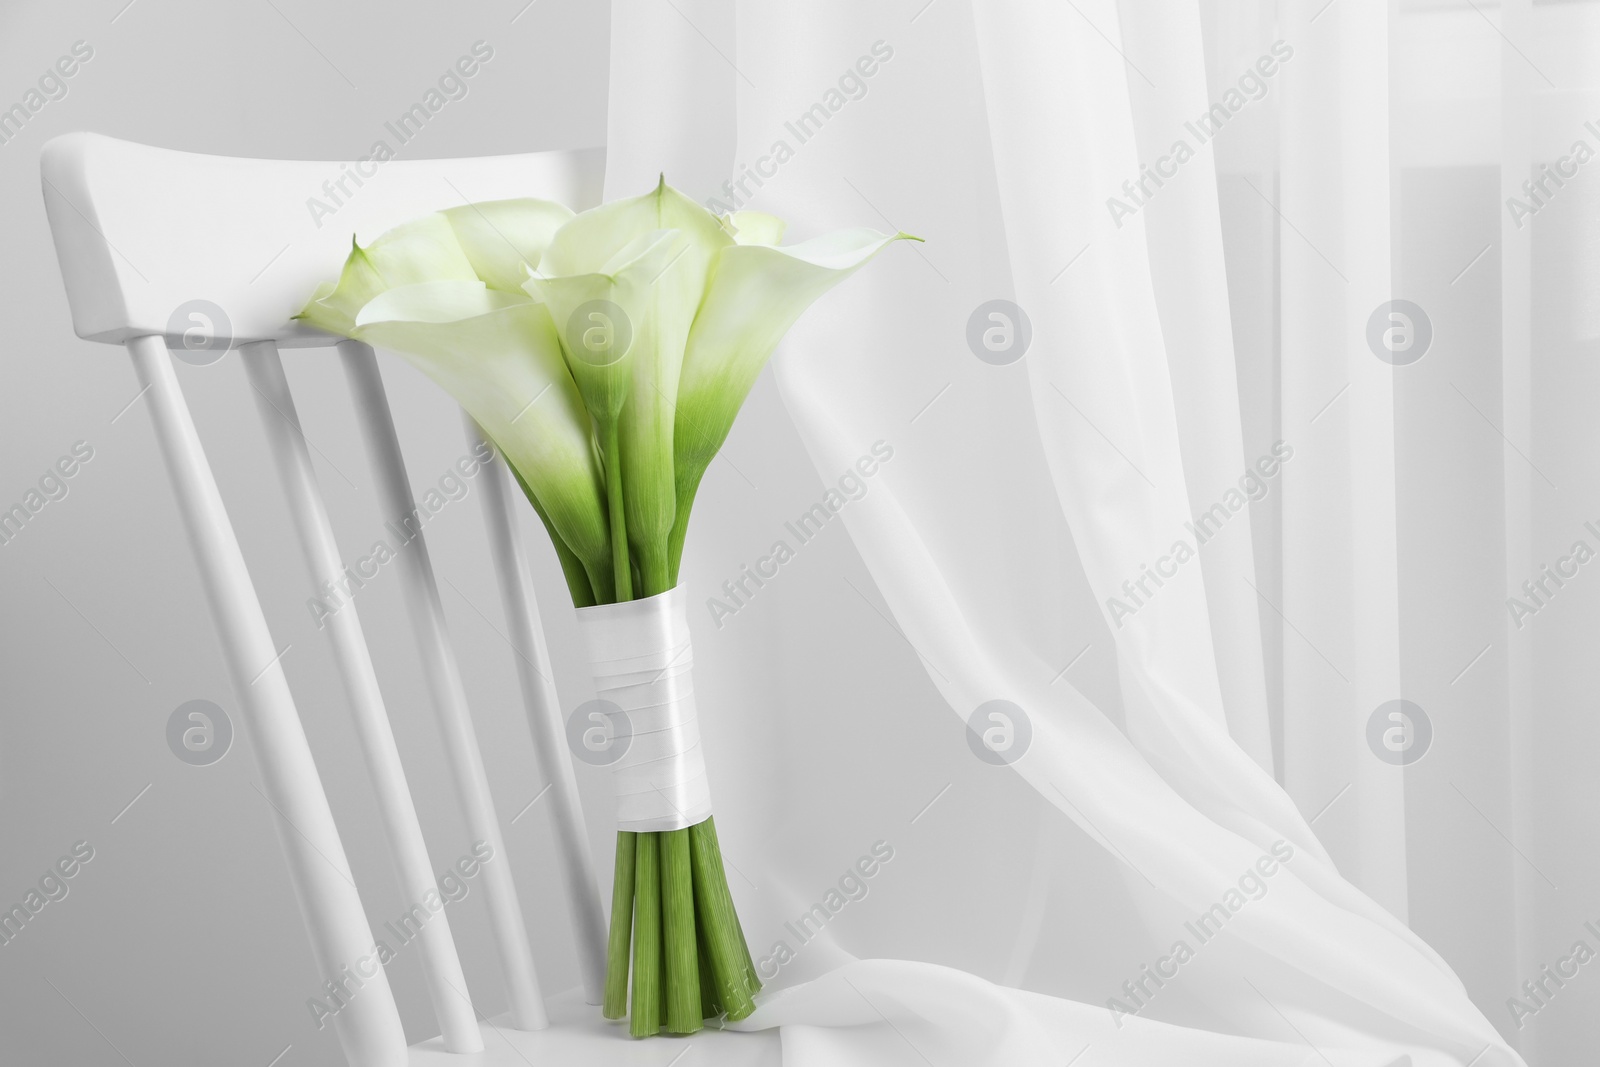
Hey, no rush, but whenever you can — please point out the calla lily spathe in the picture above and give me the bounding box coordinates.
[530,179,735,591]
[669,224,917,574]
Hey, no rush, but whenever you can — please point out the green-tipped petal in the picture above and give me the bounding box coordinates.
[297,239,385,336]
[296,214,479,336]
[540,181,732,590]
[539,178,730,278]
[298,278,352,336]
[443,198,575,292]
[360,213,480,286]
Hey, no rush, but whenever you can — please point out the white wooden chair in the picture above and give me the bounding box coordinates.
[39,134,778,1066]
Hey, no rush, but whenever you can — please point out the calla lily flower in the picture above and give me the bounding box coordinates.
[528,178,733,595]
[296,200,616,602]
[354,284,611,593]
[525,229,686,419]
[526,225,690,598]
[667,225,919,575]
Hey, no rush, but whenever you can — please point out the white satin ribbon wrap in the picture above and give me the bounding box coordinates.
[575,585,713,832]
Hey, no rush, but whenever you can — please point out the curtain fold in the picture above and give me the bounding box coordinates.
[602,1,1536,1062]
[1117,0,1276,778]
[1277,0,1411,924]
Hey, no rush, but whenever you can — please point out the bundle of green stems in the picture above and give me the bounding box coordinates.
[538,463,761,1034]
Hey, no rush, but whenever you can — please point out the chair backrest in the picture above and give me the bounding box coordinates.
[41,133,609,1066]
[43,132,604,345]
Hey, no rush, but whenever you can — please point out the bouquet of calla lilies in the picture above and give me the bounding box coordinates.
[299,178,912,1036]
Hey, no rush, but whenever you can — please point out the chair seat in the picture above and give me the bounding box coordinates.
[408,989,782,1066]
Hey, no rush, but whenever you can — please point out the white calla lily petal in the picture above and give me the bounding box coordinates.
[360,213,480,286]
[352,298,610,590]
[356,279,527,328]
[671,228,917,557]
[298,214,479,336]
[719,210,787,247]
[524,229,685,382]
[538,178,730,278]
[443,197,574,292]
[297,241,385,336]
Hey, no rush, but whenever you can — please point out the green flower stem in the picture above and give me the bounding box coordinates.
[603,832,636,1019]
[600,421,632,603]
[700,816,761,996]
[665,464,707,587]
[660,828,701,1032]
[639,542,670,600]
[696,910,722,1019]
[585,559,616,608]
[689,818,758,1020]
[630,832,662,1037]
[735,899,759,993]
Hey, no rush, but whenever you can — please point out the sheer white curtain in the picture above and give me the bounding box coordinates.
[604,1,1600,1063]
